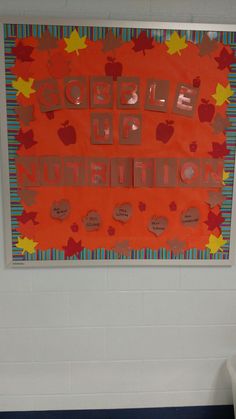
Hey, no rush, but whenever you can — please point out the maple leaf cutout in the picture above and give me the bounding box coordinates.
[215,47,236,70]
[15,236,38,255]
[16,129,37,149]
[222,170,230,185]
[63,237,84,258]
[204,211,225,231]
[102,29,123,52]
[207,191,226,208]
[11,61,34,80]
[64,29,87,55]
[132,31,154,55]
[12,41,34,62]
[167,238,186,255]
[165,32,188,56]
[12,77,36,98]
[208,141,229,158]
[198,33,218,57]
[113,240,131,257]
[212,113,230,134]
[17,210,39,225]
[205,234,227,254]
[18,189,37,206]
[16,105,34,126]
[212,83,234,106]
[37,29,58,50]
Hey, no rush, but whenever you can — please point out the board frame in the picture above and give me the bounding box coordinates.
[1,16,236,267]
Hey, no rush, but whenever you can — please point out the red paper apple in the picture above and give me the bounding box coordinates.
[193,76,201,88]
[156,120,174,143]
[105,56,122,81]
[198,99,215,122]
[189,141,198,152]
[57,121,77,145]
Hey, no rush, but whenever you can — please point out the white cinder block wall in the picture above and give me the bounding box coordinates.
[1,0,236,412]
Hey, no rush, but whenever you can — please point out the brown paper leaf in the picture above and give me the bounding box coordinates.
[148,216,168,236]
[207,191,226,208]
[16,104,34,126]
[167,238,186,255]
[38,29,58,50]
[51,199,70,220]
[199,34,218,56]
[113,240,131,257]
[102,29,123,52]
[113,203,132,223]
[18,189,37,206]
[181,207,200,227]
[212,113,230,134]
[83,211,101,231]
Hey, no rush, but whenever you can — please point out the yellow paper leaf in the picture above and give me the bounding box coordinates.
[15,236,38,255]
[222,170,230,185]
[212,83,234,106]
[12,77,35,98]
[64,29,87,55]
[205,234,227,254]
[165,32,188,56]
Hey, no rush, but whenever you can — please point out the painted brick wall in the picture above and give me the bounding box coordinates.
[0,0,236,412]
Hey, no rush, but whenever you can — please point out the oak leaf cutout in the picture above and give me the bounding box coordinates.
[37,29,58,50]
[132,31,154,55]
[205,233,227,254]
[212,83,234,106]
[12,77,36,98]
[64,29,87,55]
[12,41,34,62]
[215,47,236,70]
[15,236,38,255]
[199,33,218,56]
[165,32,188,56]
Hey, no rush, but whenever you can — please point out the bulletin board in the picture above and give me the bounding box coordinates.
[1,17,236,267]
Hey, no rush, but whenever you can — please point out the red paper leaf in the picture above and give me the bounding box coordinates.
[11,60,34,79]
[204,211,225,231]
[215,47,236,70]
[17,210,39,225]
[16,129,37,149]
[48,51,71,78]
[132,31,154,55]
[208,141,229,158]
[12,41,34,62]
[63,237,84,258]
